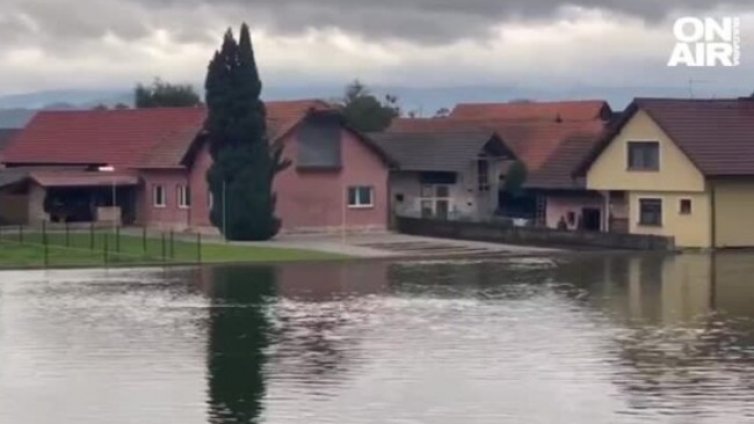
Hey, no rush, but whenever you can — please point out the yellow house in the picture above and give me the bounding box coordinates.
[578,98,754,249]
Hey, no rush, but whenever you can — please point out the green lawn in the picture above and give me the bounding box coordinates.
[0,230,347,269]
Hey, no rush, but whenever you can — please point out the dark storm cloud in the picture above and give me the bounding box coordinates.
[137,0,754,42]
[2,0,753,47]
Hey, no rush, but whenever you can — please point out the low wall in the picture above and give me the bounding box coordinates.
[396,217,675,251]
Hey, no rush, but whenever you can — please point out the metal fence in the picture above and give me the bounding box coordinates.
[0,222,204,268]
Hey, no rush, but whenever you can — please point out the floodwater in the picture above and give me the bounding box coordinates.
[1,253,754,423]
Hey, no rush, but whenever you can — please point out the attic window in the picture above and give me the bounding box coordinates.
[628,142,659,171]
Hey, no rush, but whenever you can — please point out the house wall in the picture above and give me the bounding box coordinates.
[626,191,711,248]
[586,109,711,248]
[274,128,388,232]
[137,170,191,231]
[28,183,48,224]
[389,161,502,221]
[713,179,754,248]
[587,110,706,192]
[189,126,389,233]
[188,143,214,230]
[0,189,29,224]
[545,193,604,230]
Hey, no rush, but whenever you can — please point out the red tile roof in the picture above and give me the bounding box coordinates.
[578,98,754,177]
[450,100,611,122]
[3,100,331,170]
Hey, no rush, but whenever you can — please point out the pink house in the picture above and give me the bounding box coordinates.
[0,101,392,234]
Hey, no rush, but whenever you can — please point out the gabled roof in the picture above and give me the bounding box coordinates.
[576,98,754,177]
[450,100,611,122]
[385,117,606,188]
[3,100,333,170]
[370,131,511,172]
[2,107,206,169]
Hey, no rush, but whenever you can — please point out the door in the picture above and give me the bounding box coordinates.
[582,208,601,231]
[435,200,449,220]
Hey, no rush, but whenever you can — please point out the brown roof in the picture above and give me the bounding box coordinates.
[450,100,611,122]
[577,98,754,177]
[386,117,606,189]
[370,131,512,172]
[3,100,333,170]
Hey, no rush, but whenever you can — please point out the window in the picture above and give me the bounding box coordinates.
[628,142,660,171]
[639,198,662,226]
[395,193,404,203]
[679,198,692,215]
[153,185,166,208]
[419,184,452,219]
[348,186,374,208]
[477,160,490,191]
[177,185,191,209]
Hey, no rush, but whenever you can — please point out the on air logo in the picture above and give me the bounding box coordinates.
[668,17,741,67]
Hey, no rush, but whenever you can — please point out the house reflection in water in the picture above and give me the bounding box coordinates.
[558,252,754,326]
[555,253,754,415]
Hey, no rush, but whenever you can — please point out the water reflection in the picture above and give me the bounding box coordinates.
[204,266,275,423]
[1,253,754,423]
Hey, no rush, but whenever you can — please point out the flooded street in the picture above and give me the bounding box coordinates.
[1,253,753,423]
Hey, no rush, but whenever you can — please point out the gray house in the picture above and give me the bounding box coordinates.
[371,131,515,221]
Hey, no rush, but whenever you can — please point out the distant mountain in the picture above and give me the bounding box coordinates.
[0,83,747,128]
[0,109,36,128]
[0,89,131,109]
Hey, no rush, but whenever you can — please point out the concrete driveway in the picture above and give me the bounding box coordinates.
[237,232,562,259]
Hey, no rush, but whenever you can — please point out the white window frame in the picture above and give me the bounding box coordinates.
[177,185,190,209]
[153,185,166,208]
[348,186,374,209]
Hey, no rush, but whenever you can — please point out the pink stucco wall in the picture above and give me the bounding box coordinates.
[137,170,191,230]
[546,194,604,230]
[187,124,389,233]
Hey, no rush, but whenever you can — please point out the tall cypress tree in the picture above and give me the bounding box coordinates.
[205,24,289,240]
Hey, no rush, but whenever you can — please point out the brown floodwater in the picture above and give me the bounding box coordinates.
[1,252,753,423]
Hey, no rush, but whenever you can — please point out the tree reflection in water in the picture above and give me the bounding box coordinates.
[205,266,276,424]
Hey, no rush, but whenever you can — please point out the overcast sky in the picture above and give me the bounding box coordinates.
[1,0,753,103]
